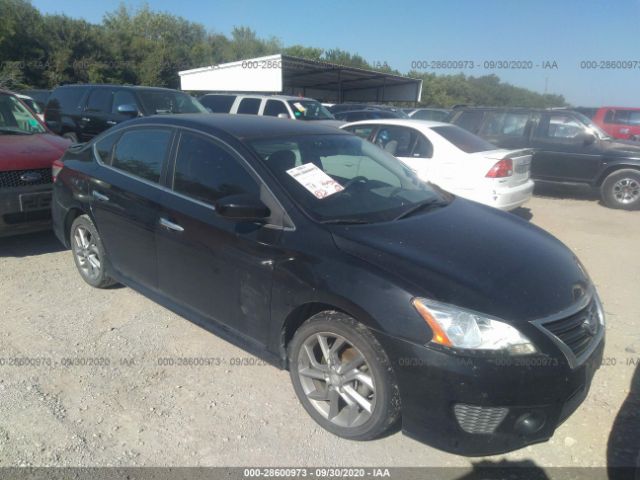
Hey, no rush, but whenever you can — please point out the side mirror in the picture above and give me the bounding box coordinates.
[581,132,596,146]
[117,104,139,117]
[215,194,270,221]
[277,113,290,119]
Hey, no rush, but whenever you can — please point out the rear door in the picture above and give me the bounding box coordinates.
[530,113,602,182]
[155,130,282,345]
[477,111,536,149]
[91,127,174,289]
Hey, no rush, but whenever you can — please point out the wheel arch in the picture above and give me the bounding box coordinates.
[595,164,640,186]
[62,207,88,248]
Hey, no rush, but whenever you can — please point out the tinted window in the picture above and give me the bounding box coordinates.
[85,89,113,113]
[49,87,89,112]
[453,110,484,133]
[112,129,172,182]
[173,132,259,204]
[608,110,640,126]
[237,98,261,114]
[263,100,290,117]
[431,125,496,153]
[413,133,434,158]
[412,109,449,121]
[479,112,530,137]
[199,95,236,113]
[95,132,120,164]
[112,90,139,114]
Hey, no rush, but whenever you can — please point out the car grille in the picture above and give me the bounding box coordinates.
[541,299,600,359]
[0,168,53,188]
[453,404,508,434]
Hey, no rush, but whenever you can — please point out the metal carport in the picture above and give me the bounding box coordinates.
[179,54,422,104]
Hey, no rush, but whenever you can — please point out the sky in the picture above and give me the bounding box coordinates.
[30,0,640,106]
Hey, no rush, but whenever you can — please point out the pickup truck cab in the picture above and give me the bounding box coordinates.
[591,107,640,142]
[448,107,640,210]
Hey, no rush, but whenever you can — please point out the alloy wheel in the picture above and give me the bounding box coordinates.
[613,178,640,205]
[297,332,375,428]
[73,226,102,281]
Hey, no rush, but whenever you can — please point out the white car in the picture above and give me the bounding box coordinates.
[341,119,534,211]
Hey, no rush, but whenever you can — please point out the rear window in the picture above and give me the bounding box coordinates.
[431,125,496,153]
[49,87,89,112]
[200,94,236,113]
[237,98,261,115]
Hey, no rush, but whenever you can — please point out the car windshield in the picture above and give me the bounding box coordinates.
[137,90,208,115]
[250,134,448,223]
[0,94,46,134]
[287,100,335,120]
[431,125,496,153]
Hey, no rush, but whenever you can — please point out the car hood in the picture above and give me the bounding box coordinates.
[0,133,70,170]
[331,198,591,323]
[599,138,640,157]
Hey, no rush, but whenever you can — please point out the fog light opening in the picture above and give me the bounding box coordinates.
[514,411,546,435]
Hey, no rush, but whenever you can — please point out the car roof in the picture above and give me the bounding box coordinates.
[341,118,450,128]
[201,93,317,102]
[54,84,184,93]
[120,113,348,140]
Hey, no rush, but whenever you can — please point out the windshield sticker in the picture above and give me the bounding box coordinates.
[286,163,344,199]
[293,102,307,112]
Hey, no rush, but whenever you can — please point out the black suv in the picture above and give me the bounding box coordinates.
[44,84,207,143]
[448,107,640,210]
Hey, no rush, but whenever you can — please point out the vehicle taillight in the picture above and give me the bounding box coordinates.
[486,158,513,178]
[52,159,64,183]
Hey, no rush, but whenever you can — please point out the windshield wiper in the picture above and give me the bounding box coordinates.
[0,127,33,135]
[319,218,371,225]
[394,198,448,220]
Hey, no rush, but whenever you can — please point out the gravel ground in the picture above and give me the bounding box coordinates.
[0,189,638,472]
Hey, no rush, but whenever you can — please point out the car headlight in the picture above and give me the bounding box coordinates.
[594,292,605,326]
[412,298,537,354]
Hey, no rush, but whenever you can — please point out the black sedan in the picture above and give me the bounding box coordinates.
[52,114,605,455]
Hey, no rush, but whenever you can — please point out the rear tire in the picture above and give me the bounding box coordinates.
[601,169,640,210]
[70,215,115,288]
[288,311,400,441]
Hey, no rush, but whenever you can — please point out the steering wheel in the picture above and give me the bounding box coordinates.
[342,176,368,190]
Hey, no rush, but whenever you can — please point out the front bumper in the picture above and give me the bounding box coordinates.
[374,328,604,456]
[0,185,53,237]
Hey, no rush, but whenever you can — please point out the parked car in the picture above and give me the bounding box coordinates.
[404,108,451,122]
[198,93,342,126]
[16,93,45,122]
[20,89,51,111]
[53,114,604,456]
[0,90,70,237]
[45,84,208,143]
[448,107,640,210]
[341,119,534,211]
[333,110,402,122]
[591,107,640,142]
[329,103,409,117]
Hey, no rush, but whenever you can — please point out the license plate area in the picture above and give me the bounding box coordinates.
[19,192,52,212]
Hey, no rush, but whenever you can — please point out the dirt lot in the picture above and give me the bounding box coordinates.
[0,188,638,472]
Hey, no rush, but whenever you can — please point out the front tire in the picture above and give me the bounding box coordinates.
[70,215,115,288]
[288,312,400,441]
[601,169,640,210]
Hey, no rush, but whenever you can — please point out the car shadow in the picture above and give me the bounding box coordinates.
[511,207,533,221]
[533,182,601,202]
[607,363,640,480]
[457,459,550,480]
[0,230,66,258]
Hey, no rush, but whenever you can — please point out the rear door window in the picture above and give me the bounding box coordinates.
[112,90,139,114]
[49,87,89,112]
[372,126,419,157]
[85,89,114,113]
[112,128,172,183]
[237,98,261,115]
[479,112,530,137]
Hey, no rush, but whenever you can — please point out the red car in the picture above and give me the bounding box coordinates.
[591,107,640,141]
[0,90,70,237]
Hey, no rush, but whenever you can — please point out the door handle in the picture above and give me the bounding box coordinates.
[106,120,117,126]
[81,117,90,122]
[159,218,184,232]
[92,190,110,202]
